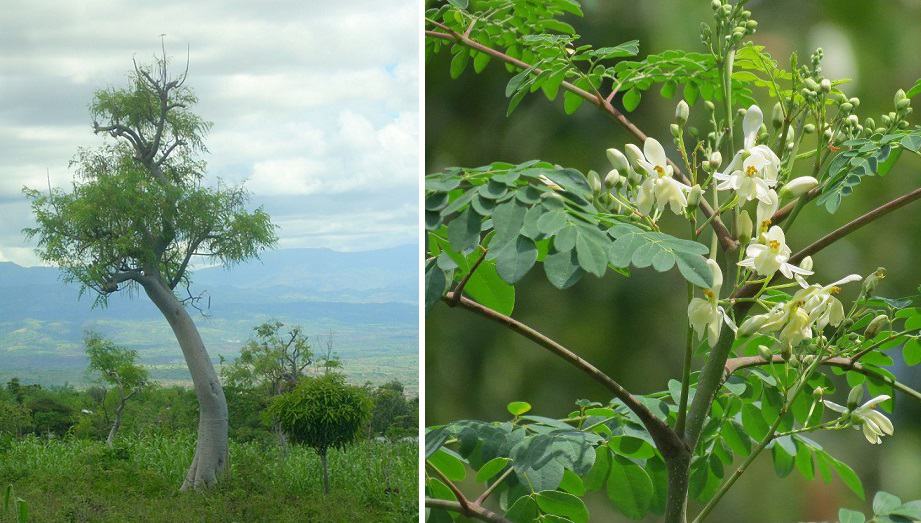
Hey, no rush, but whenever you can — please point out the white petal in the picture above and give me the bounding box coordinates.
[743,105,763,149]
[644,137,667,168]
[823,400,847,414]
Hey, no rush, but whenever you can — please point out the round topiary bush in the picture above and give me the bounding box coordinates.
[268,373,371,494]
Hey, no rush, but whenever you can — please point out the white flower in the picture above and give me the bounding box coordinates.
[755,189,779,234]
[633,138,691,216]
[738,226,813,279]
[687,259,736,346]
[714,105,782,205]
[793,274,862,330]
[739,273,861,346]
[824,395,894,444]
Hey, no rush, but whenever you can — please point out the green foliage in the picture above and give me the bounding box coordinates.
[84,332,148,393]
[838,491,921,523]
[221,321,313,393]
[425,161,711,311]
[22,55,276,303]
[269,373,372,455]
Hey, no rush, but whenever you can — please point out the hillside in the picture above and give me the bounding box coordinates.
[0,245,419,392]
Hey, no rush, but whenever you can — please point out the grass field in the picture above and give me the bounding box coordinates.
[0,433,417,522]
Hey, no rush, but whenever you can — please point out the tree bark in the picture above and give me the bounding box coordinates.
[142,277,228,490]
[106,399,126,447]
[320,449,330,495]
[664,453,690,523]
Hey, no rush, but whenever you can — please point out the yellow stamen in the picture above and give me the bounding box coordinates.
[830,286,842,295]
[654,165,666,177]
[703,289,715,300]
[768,239,780,251]
[745,165,758,177]
[760,219,771,233]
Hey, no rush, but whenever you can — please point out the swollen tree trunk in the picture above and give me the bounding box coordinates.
[320,449,330,495]
[106,399,126,447]
[142,277,228,490]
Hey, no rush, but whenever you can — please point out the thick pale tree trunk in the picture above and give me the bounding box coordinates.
[664,454,690,523]
[142,277,228,490]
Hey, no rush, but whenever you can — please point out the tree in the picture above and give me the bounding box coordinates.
[424,1,921,521]
[84,332,149,446]
[222,321,313,395]
[369,380,415,438]
[23,49,276,489]
[222,321,313,447]
[269,373,371,494]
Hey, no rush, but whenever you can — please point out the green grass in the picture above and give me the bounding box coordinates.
[0,433,417,522]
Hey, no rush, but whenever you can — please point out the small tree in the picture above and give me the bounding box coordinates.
[269,373,371,494]
[222,321,313,447]
[84,332,149,446]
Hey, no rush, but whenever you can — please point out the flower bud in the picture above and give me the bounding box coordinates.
[781,345,792,361]
[738,313,766,337]
[736,210,754,242]
[803,123,816,134]
[820,78,831,92]
[705,100,716,112]
[863,267,887,294]
[865,314,888,339]
[771,102,783,129]
[849,97,860,107]
[746,20,758,31]
[711,0,721,9]
[606,148,630,172]
[605,170,625,189]
[687,184,703,210]
[840,102,853,112]
[894,89,907,106]
[624,143,644,168]
[676,100,689,126]
[847,114,859,126]
[897,98,911,110]
[801,355,815,366]
[781,176,819,197]
[670,123,681,137]
[588,170,602,193]
[804,78,820,92]
[709,151,722,170]
[758,344,773,361]
[813,387,826,397]
[847,385,865,411]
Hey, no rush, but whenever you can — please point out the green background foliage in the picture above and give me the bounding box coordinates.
[426,1,921,521]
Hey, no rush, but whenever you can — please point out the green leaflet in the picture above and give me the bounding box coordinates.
[608,223,712,288]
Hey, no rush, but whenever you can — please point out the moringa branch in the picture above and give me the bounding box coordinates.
[443,292,689,459]
[425,498,511,523]
[724,354,921,403]
[425,27,737,252]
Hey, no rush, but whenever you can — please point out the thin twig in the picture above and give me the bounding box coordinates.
[450,249,488,305]
[425,28,738,252]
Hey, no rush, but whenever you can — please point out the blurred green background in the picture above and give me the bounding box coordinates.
[426,0,921,521]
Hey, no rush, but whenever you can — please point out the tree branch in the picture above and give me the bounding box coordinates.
[444,292,689,459]
[424,498,511,523]
[425,28,737,252]
[724,354,921,403]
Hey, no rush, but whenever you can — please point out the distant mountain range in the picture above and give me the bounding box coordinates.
[0,245,419,390]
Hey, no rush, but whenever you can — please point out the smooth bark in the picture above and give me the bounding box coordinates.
[320,450,330,495]
[142,275,228,490]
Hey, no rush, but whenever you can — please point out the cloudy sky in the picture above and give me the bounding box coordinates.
[0,0,419,266]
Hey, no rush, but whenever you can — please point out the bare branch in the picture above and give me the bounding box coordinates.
[424,498,510,523]
[444,292,689,459]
